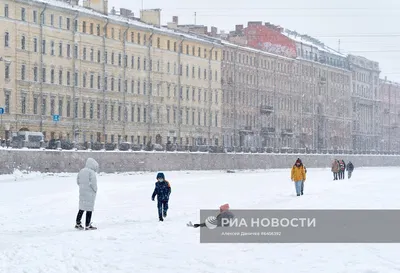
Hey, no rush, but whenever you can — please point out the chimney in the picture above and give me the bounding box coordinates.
[83,0,109,15]
[211,26,217,36]
[248,21,262,26]
[235,24,243,33]
[140,9,161,27]
[172,16,178,24]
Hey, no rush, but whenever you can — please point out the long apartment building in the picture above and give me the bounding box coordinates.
[379,78,400,152]
[220,22,352,151]
[0,0,222,146]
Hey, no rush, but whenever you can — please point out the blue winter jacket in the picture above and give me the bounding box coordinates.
[151,181,171,202]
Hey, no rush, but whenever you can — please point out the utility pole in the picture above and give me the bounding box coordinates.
[194,12,196,25]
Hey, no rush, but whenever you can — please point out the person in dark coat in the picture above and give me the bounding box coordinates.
[152,172,171,221]
[346,161,354,179]
[193,204,234,228]
[338,160,346,180]
[75,158,99,230]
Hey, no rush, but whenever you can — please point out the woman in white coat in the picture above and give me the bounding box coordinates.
[75,158,99,230]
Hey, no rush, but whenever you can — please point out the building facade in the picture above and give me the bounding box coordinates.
[379,78,400,152]
[348,55,381,152]
[221,24,352,152]
[0,0,222,146]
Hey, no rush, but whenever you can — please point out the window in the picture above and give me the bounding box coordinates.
[42,98,47,115]
[33,97,38,114]
[50,98,55,115]
[42,39,46,54]
[33,38,38,52]
[97,50,101,63]
[21,35,26,49]
[42,67,46,82]
[21,65,26,80]
[74,19,78,32]
[58,70,63,85]
[71,100,78,119]
[97,104,101,119]
[66,18,71,30]
[90,48,94,61]
[83,47,86,60]
[50,69,54,83]
[67,100,71,117]
[143,107,147,123]
[96,24,100,36]
[59,42,63,57]
[131,106,134,122]
[157,37,160,48]
[74,44,78,58]
[50,14,54,26]
[167,40,170,50]
[110,105,114,120]
[4,94,9,114]
[33,67,38,82]
[90,74,94,89]
[59,16,62,28]
[66,71,70,85]
[137,107,141,122]
[90,103,94,119]
[111,28,115,39]
[97,75,101,90]
[118,105,121,121]
[166,108,170,123]
[90,23,94,34]
[82,103,86,118]
[58,99,63,116]
[82,21,86,33]
[50,41,55,55]
[41,12,45,25]
[67,44,71,57]
[21,8,26,21]
[137,57,140,70]
[4,32,9,47]
[111,52,115,65]
[4,4,9,18]
[74,72,78,86]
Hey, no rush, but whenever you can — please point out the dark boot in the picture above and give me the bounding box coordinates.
[159,217,164,221]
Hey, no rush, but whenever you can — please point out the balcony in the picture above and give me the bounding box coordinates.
[260,105,274,115]
[281,129,294,137]
[239,126,253,134]
[261,127,275,135]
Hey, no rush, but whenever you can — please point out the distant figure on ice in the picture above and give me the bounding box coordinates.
[152,172,171,222]
[75,158,99,230]
[192,204,234,228]
[346,161,354,179]
[338,159,346,180]
[331,159,340,180]
[291,158,306,196]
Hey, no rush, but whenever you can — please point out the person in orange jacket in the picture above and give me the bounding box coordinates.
[291,158,306,196]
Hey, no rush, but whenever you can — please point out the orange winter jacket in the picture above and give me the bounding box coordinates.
[291,165,306,182]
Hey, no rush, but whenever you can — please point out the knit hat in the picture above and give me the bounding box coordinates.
[156,172,165,179]
[220,203,230,212]
[295,158,302,164]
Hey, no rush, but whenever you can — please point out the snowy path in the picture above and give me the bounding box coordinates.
[1,168,400,273]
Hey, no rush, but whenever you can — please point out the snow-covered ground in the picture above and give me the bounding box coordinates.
[1,167,400,273]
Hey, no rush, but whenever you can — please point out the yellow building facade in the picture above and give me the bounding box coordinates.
[0,0,222,146]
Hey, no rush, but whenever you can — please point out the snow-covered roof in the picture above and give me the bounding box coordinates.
[31,0,221,46]
[283,30,347,58]
[221,40,295,62]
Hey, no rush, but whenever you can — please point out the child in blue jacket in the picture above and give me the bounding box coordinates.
[151,172,171,221]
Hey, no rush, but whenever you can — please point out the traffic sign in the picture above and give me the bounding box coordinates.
[0,108,4,114]
[53,114,60,122]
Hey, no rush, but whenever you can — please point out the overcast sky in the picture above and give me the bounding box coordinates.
[109,0,400,82]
